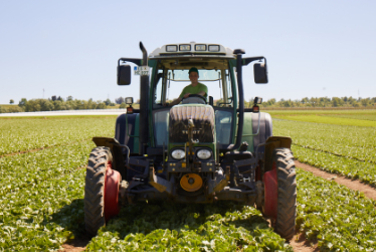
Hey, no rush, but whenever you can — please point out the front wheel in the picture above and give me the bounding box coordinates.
[263,148,297,240]
[84,147,121,236]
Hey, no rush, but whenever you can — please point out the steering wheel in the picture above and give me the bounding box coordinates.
[182,94,207,104]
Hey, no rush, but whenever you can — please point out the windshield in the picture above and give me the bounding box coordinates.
[153,67,234,108]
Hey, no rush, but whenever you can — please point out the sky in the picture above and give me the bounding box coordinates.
[1,0,375,105]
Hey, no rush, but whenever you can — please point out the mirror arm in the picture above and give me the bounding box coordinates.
[118,58,142,66]
[242,56,266,66]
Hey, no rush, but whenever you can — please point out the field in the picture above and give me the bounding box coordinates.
[0,110,375,251]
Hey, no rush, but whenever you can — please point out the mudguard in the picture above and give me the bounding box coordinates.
[251,112,273,153]
[115,113,140,154]
[241,112,272,153]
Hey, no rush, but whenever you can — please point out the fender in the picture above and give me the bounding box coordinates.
[262,136,292,173]
[92,137,127,181]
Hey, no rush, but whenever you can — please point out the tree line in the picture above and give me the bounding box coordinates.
[1,96,375,113]
[246,96,376,108]
[0,96,131,113]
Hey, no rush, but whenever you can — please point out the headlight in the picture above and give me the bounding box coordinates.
[171,149,185,160]
[197,149,211,160]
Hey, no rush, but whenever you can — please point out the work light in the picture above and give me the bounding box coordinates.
[179,44,191,51]
[171,149,185,160]
[195,44,207,51]
[208,45,220,52]
[166,45,178,52]
[197,149,211,160]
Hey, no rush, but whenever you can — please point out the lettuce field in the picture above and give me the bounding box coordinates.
[0,111,376,251]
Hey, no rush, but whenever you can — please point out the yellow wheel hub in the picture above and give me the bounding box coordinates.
[180,173,203,192]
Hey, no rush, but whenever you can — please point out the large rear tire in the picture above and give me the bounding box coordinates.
[84,147,121,236]
[263,148,296,240]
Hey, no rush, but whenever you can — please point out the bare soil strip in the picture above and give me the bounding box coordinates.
[295,160,376,201]
[290,233,319,252]
[59,236,90,252]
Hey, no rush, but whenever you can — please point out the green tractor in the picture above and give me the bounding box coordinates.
[84,42,297,240]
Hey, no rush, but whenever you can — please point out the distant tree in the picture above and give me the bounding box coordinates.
[115,97,125,104]
[40,99,54,111]
[332,97,343,107]
[9,99,14,104]
[67,96,73,101]
[51,96,57,101]
[25,100,41,112]
[361,98,370,107]
[104,98,112,106]
[96,103,106,109]
[53,100,64,110]
[18,98,27,107]
[8,106,23,112]
[119,102,126,108]
[57,96,63,101]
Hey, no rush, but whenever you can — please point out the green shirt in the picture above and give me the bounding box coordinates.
[179,82,208,99]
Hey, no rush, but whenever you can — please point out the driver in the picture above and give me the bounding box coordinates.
[167,67,208,106]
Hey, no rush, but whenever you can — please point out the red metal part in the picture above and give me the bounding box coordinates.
[104,161,121,221]
[263,162,277,219]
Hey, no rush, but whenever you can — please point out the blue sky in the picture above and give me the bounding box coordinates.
[1,0,375,104]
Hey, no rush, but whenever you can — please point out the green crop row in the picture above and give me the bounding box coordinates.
[296,168,376,251]
[0,140,96,197]
[0,167,86,251]
[269,109,376,127]
[292,145,376,186]
[272,119,376,186]
[273,119,376,163]
[0,116,117,155]
[0,116,117,251]
[86,202,292,252]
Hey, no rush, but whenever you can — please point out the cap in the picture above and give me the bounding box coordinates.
[188,67,199,74]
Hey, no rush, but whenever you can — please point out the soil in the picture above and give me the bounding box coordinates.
[59,236,90,252]
[59,161,376,252]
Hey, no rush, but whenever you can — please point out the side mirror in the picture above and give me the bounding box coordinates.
[254,63,268,84]
[117,65,131,85]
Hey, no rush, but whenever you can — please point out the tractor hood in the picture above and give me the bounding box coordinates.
[169,104,215,143]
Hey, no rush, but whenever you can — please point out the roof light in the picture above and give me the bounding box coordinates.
[208,45,220,52]
[195,44,207,51]
[179,44,191,51]
[166,45,178,52]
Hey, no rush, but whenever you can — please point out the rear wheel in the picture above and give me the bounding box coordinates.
[263,148,296,240]
[84,147,121,236]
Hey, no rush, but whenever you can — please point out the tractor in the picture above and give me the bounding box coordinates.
[84,42,297,240]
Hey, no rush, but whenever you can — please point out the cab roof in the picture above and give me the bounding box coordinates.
[149,42,235,59]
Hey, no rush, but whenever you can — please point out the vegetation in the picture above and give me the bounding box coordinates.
[1,96,375,113]
[272,110,376,186]
[1,110,376,250]
[257,96,376,108]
